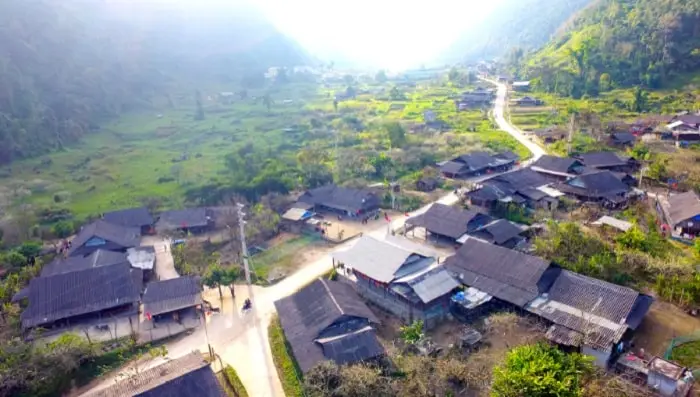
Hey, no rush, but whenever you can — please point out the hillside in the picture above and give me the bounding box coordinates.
[0,0,307,165]
[523,0,700,97]
[441,0,593,63]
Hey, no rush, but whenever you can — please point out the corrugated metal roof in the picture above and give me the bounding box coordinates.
[409,268,460,304]
[591,216,633,232]
[143,276,202,316]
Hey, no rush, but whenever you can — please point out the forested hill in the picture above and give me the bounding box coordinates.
[0,0,307,165]
[441,0,594,63]
[522,0,700,97]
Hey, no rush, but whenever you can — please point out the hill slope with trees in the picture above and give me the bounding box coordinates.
[0,0,307,165]
[441,0,594,63]
[522,0,700,97]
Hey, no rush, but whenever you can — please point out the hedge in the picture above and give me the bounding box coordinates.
[268,316,304,397]
[222,365,249,397]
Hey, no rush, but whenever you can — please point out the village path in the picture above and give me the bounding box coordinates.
[80,81,544,397]
[479,76,547,161]
[141,236,178,280]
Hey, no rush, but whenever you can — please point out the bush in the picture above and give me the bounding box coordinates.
[51,221,74,238]
[492,343,593,397]
[268,316,303,397]
[223,365,249,397]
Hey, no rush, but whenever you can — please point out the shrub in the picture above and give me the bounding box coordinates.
[51,221,74,238]
[492,343,593,397]
[223,365,249,397]
[399,320,424,345]
[268,316,304,397]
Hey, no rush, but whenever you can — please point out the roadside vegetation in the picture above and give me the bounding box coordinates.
[268,316,304,397]
[221,365,249,397]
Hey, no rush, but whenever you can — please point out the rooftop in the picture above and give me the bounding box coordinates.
[156,208,210,231]
[143,276,202,316]
[102,207,154,228]
[660,191,700,227]
[274,278,382,373]
[86,351,225,397]
[576,151,630,168]
[298,185,380,213]
[69,220,140,255]
[41,249,129,277]
[406,203,491,239]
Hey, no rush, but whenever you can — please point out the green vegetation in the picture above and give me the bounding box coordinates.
[491,343,593,397]
[268,316,304,397]
[203,262,241,299]
[222,365,249,397]
[441,0,592,62]
[669,341,700,369]
[399,320,424,344]
[524,0,700,97]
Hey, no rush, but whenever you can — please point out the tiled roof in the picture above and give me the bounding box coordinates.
[143,276,202,316]
[558,171,630,199]
[445,238,553,307]
[156,208,210,231]
[440,160,467,174]
[298,185,380,213]
[274,278,381,373]
[86,351,226,397]
[531,155,582,176]
[406,203,491,239]
[332,236,433,283]
[69,220,140,255]
[41,250,129,277]
[663,191,700,227]
[103,207,154,228]
[576,151,629,168]
[469,219,524,245]
[456,151,499,172]
[21,263,140,328]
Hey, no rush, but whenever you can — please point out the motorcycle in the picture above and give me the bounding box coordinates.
[242,299,252,314]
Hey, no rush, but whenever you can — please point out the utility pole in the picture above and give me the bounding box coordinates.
[567,113,576,156]
[236,203,252,285]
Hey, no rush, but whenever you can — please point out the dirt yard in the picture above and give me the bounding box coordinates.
[634,301,700,356]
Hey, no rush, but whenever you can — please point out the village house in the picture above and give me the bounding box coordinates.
[574,151,639,173]
[514,96,542,107]
[297,184,381,218]
[618,354,694,397]
[467,168,562,211]
[142,276,202,324]
[102,207,154,235]
[404,203,493,245]
[455,94,492,110]
[531,126,567,143]
[155,208,214,235]
[280,204,316,233]
[458,219,527,249]
[610,131,636,147]
[20,262,142,330]
[39,249,130,277]
[87,351,227,397]
[527,269,653,367]
[512,81,531,92]
[530,155,585,180]
[439,151,518,179]
[274,278,384,373]
[333,236,459,329]
[68,220,141,257]
[656,190,700,238]
[554,170,636,209]
[445,239,652,368]
[415,177,439,192]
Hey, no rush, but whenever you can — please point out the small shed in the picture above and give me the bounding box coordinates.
[647,357,692,397]
[416,177,439,192]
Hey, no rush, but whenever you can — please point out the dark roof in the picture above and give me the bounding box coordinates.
[21,263,141,328]
[531,155,582,176]
[494,151,519,162]
[401,267,460,304]
[444,238,553,307]
[456,151,498,172]
[298,185,380,213]
[664,191,700,226]
[676,114,700,125]
[88,351,226,397]
[487,168,550,193]
[41,250,129,277]
[530,270,647,348]
[440,160,467,174]
[69,220,140,255]
[143,276,202,316]
[274,278,382,373]
[470,219,524,245]
[558,171,630,199]
[103,207,154,228]
[612,132,636,144]
[156,208,210,230]
[406,203,490,239]
[576,151,629,168]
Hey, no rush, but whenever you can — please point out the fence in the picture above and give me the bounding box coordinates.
[664,331,700,373]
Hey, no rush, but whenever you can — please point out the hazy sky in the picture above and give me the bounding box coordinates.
[258,0,502,70]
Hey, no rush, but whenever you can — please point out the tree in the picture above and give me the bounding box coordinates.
[631,86,649,112]
[194,90,205,121]
[219,266,240,298]
[51,221,74,238]
[203,263,226,300]
[599,73,612,92]
[375,70,387,83]
[343,74,354,85]
[491,343,592,397]
[262,94,273,112]
[448,67,461,83]
[385,122,406,148]
[333,99,338,112]
[399,320,424,344]
[389,86,403,100]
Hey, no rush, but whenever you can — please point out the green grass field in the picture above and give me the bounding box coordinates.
[0,78,528,222]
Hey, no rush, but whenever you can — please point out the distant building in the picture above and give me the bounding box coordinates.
[405,203,493,244]
[439,151,518,179]
[512,81,531,92]
[103,207,154,235]
[68,220,141,257]
[656,190,700,238]
[514,96,542,106]
[297,185,380,217]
